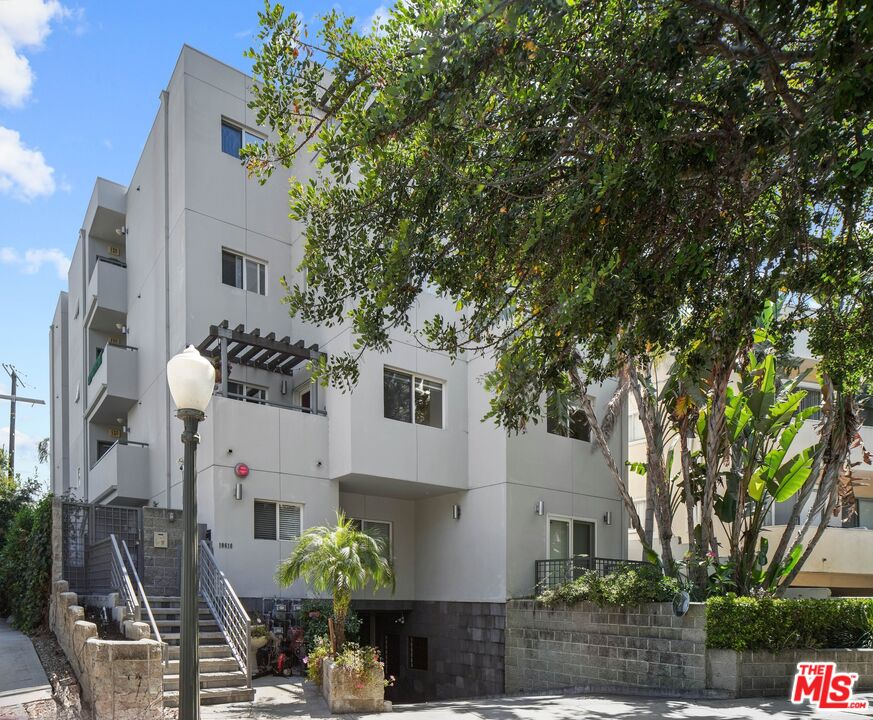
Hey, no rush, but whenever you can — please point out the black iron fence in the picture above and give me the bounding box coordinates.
[534,556,650,592]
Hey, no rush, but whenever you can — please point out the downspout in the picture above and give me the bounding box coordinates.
[162,89,172,508]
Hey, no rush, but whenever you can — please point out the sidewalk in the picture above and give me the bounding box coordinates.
[0,620,52,718]
[201,676,873,720]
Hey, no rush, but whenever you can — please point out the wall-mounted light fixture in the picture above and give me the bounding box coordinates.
[535,500,545,516]
[603,511,613,525]
[234,483,243,501]
[452,504,461,520]
[280,379,288,396]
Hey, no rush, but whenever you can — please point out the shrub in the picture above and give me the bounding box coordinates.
[297,599,361,653]
[304,635,332,685]
[334,643,387,688]
[0,495,52,632]
[706,595,873,651]
[538,564,678,607]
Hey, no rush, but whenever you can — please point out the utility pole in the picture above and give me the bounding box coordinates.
[1,365,45,479]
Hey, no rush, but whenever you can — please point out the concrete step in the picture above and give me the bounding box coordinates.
[155,619,219,630]
[168,644,232,660]
[163,687,255,707]
[150,607,212,617]
[164,657,240,674]
[162,671,249,691]
[161,631,227,645]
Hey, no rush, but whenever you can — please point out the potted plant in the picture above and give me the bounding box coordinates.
[276,512,394,712]
[250,623,269,651]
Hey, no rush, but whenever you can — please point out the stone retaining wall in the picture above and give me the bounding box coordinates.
[51,580,163,720]
[708,647,873,697]
[506,600,873,699]
[506,600,706,694]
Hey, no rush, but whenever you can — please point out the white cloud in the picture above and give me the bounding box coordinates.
[0,0,68,107]
[0,126,55,199]
[363,4,388,35]
[0,246,70,278]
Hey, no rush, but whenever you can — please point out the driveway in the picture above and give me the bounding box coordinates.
[201,676,873,720]
[0,620,53,720]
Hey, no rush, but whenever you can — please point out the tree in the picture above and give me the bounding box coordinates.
[276,513,394,649]
[247,1,873,578]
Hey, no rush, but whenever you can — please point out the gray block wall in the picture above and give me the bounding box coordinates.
[141,508,184,596]
[709,647,873,697]
[505,600,707,693]
[403,601,506,700]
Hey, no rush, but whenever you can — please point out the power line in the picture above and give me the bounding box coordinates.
[0,364,45,479]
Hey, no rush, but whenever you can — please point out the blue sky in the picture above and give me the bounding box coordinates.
[0,0,384,488]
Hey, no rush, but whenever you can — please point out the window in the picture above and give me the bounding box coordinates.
[546,393,591,442]
[227,381,267,404]
[628,412,645,442]
[408,636,428,670]
[221,249,266,295]
[350,518,391,558]
[300,389,311,414]
[221,120,265,158]
[254,500,302,541]
[861,398,873,427]
[383,368,444,428]
[800,387,822,421]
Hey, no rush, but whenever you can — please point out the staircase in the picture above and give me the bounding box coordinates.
[150,596,255,707]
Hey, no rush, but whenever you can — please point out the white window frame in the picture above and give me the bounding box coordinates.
[227,380,268,404]
[545,513,598,561]
[798,383,822,421]
[253,499,303,542]
[546,392,593,442]
[383,366,445,429]
[220,118,266,157]
[350,517,393,560]
[221,248,267,295]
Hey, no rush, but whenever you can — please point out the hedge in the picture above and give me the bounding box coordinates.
[538,563,679,607]
[706,595,873,651]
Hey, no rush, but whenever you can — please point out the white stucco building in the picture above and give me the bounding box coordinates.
[49,46,630,701]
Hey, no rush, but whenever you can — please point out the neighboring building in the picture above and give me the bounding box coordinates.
[626,338,873,596]
[49,46,630,701]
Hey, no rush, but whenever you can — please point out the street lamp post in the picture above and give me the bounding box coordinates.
[167,346,216,720]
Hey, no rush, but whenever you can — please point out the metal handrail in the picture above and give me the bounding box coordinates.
[199,540,251,687]
[108,534,140,620]
[120,539,166,664]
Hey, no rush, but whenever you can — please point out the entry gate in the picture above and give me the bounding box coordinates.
[60,501,143,594]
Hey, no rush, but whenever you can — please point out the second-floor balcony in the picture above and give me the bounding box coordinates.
[86,344,138,425]
[88,440,149,505]
[86,255,127,329]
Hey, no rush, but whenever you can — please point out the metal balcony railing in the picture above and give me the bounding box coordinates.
[534,556,650,592]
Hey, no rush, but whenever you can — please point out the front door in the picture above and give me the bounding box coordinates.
[548,517,595,583]
[572,520,595,577]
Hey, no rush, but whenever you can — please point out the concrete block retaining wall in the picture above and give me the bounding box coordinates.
[506,600,707,694]
[506,600,873,698]
[51,580,163,720]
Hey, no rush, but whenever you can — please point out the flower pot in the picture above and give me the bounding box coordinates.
[250,635,268,651]
[322,658,386,713]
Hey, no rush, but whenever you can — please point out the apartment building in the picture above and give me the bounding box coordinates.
[626,335,873,596]
[48,46,630,701]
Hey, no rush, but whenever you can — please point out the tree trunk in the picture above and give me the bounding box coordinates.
[333,595,349,650]
[701,362,732,561]
[569,364,652,556]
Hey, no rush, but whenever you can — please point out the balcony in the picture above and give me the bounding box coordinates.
[535,557,649,592]
[86,256,127,330]
[86,344,138,425]
[88,441,149,505]
[768,524,873,590]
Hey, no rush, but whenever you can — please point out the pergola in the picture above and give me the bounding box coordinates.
[196,320,324,409]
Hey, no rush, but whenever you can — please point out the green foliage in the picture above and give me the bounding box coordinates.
[538,564,679,607]
[246,0,873,423]
[304,635,332,685]
[333,642,386,687]
[0,496,52,632]
[706,596,873,651]
[277,512,393,648]
[297,598,361,653]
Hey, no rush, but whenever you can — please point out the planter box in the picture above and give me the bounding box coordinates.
[322,658,385,713]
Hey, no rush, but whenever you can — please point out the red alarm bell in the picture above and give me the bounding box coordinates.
[234,462,250,478]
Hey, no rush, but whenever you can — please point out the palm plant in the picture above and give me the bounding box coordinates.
[276,512,394,649]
